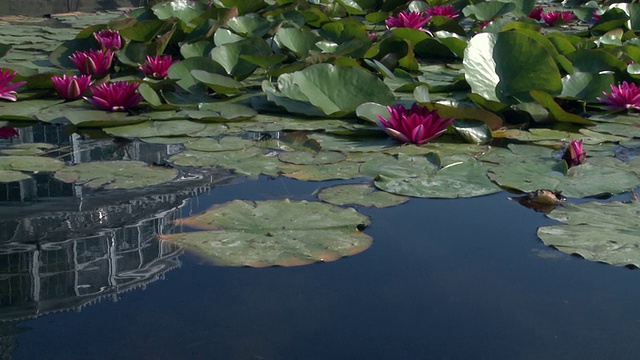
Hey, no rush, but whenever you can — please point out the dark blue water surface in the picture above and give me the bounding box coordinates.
[6,176,640,360]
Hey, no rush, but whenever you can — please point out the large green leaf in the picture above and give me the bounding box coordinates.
[537,201,640,267]
[463,31,562,104]
[318,183,409,208]
[103,120,208,138]
[162,199,371,267]
[273,64,395,117]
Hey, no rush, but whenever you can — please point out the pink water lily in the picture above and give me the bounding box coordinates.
[94,29,122,51]
[385,10,429,30]
[562,139,586,168]
[0,69,26,102]
[597,81,640,111]
[425,5,460,20]
[528,7,544,21]
[51,74,92,100]
[69,49,114,76]
[378,103,454,145]
[139,55,176,79]
[540,11,576,26]
[0,126,18,139]
[85,81,143,112]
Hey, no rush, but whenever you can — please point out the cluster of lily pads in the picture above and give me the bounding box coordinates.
[2,0,640,267]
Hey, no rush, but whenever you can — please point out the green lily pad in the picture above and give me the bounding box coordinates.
[318,183,409,208]
[277,151,346,165]
[279,161,362,181]
[0,155,65,173]
[0,169,31,183]
[537,201,640,267]
[104,120,208,138]
[54,161,178,190]
[488,158,640,198]
[367,155,501,198]
[162,199,372,267]
[184,136,254,151]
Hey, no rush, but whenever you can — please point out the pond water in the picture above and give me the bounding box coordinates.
[2,125,640,360]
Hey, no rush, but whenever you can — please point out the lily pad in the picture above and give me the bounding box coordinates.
[488,158,640,198]
[163,199,372,267]
[371,155,501,198]
[0,169,31,183]
[0,155,65,173]
[277,151,346,165]
[537,201,640,267]
[318,183,409,208]
[184,136,254,152]
[104,120,208,138]
[279,161,362,181]
[54,161,178,190]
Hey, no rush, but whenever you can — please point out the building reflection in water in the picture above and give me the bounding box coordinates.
[0,124,238,352]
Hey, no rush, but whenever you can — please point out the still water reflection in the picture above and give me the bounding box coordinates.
[2,125,640,359]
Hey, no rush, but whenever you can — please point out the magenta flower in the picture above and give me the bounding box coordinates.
[528,7,544,21]
[69,49,114,76]
[597,81,640,111]
[0,126,18,139]
[385,10,429,30]
[94,29,122,51]
[425,5,460,20]
[85,81,143,112]
[540,11,576,26]
[0,69,26,102]
[562,139,586,168]
[377,103,454,145]
[139,55,176,79]
[51,74,92,100]
[592,10,602,22]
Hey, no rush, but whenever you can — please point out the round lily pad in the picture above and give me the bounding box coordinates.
[0,169,31,183]
[0,155,65,173]
[537,201,640,267]
[277,151,346,165]
[318,183,409,208]
[279,161,362,181]
[184,136,255,152]
[163,199,372,267]
[54,160,178,190]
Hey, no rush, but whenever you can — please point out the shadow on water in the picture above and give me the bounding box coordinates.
[2,124,640,359]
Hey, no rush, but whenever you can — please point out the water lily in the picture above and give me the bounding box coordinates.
[378,103,454,145]
[425,5,460,19]
[51,74,92,100]
[597,81,640,111]
[0,126,18,139]
[540,11,576,26]
[385,10,429,30]
[528,7,543,21]
[85,81,143,112]
[94,29,122,51]
[562,139,586,168]
[0,69,26,102]
[139,55,175,79]
[69,49,114,76]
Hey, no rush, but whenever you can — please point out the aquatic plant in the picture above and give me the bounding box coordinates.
[528,7,543,21]
[385,10,429,30]
[0,126,18,139]
[377,104,454,145]
[139,55,175,79]
[540,11,576,26]
[93,29,122,51]
[0,69,26,102]
[69,49,114,76]
[425,5,460,19]
[85,81,142,112]
[562,139,586,168]
[597,81,640,111]
[51,75,92,100]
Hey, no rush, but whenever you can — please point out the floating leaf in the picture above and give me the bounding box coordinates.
[537,201,640,267]
[318,183,409,208]
[0,155,64,173]
[54,161,178,190]
[0,170,30,183]
[279,161,362,181]
[277,151,346,165]
[104,120,208,138]
[162,199,372,267]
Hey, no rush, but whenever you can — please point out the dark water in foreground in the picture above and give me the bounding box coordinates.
[4,174,640,360]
